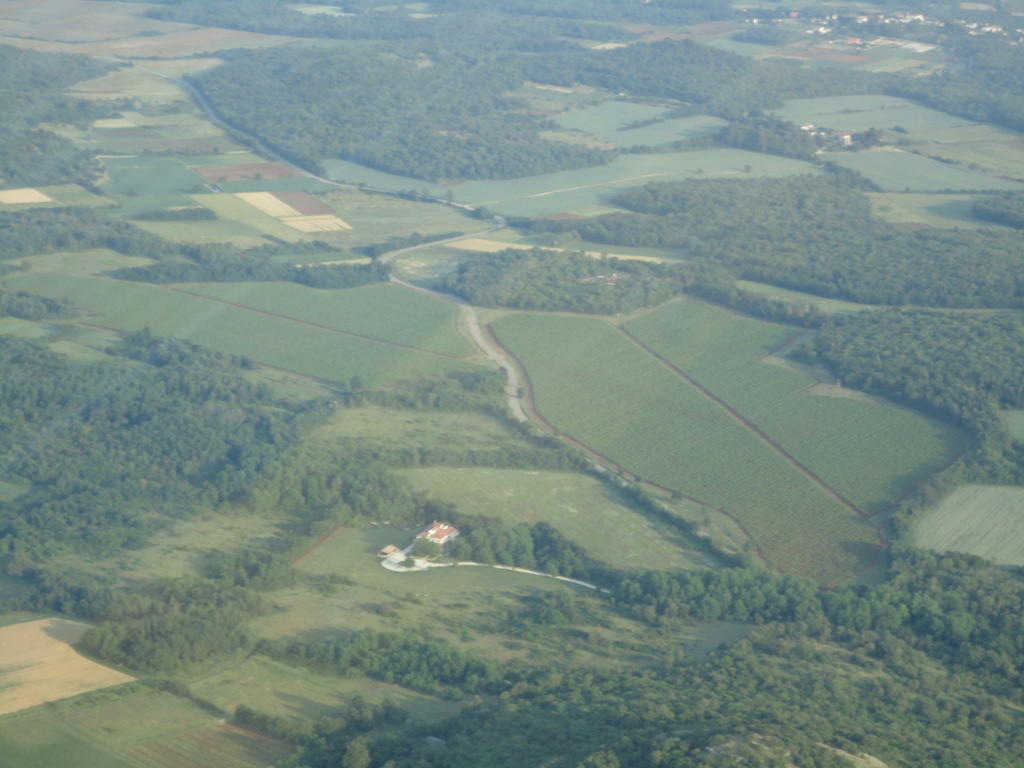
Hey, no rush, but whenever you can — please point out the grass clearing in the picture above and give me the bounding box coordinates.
[553,102,727,147]
[1002,410,1024,440]
[6,272,482,387]
[625,299,965,515]
[735,280,870,314]
[0,618,134,717]
[398,467,717,570]
[325,150,819,218]
[913,485,1024,565]
[821,149,1023,192]
[492,312,879,583]
[867,192,1006,229]
[0,480,28,502]
[190,656,458,725]
[179,282,473,357]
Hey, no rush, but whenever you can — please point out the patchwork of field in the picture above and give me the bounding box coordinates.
[0,618,134,717]
[325,150,819,218]
[0,184,110,209]
[491,312,881,583]
[0,689,292,768]
[192,162,298,182]
[190,656,457,726]
[6,271,483,387]
[179,281,473,357]
[624,300,965,515]
[398,467,717,570]
[913,485,1024,565]
[553,101,727,147]
[235,191,351,231]
[822,149,1023,192]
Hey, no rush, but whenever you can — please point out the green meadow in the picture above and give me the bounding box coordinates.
[398,467,717,570]
[913,485,1024,565]
[821,149,1022,192]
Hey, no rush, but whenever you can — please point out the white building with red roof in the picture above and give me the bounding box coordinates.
[416,521,459,545]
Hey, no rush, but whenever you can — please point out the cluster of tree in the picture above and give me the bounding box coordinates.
[257,630,508,698]
[129,207,217,222]
[290,548,1024,768]
[572,172,1024,308]
[77,577,268,673]
[522,39,888,119]
[202,549,298,591]
[0,207,178,263]
[429,0,732,26]
[110,247,389,290]
[0,45,115,187]
[889,34,1024,134]
[192,46,613,181]
[144,0,631,48]
[0,331,320,563]
[440,249,685,314]
[445,517,609,582]
[718,116,819,161]
[234,697,404,745]
[353,370,506,412]
[805,310,1024,487]
[973,191,1024,228]
[0,288,74,321]
[354,231,465,259]
[730,25,798,46]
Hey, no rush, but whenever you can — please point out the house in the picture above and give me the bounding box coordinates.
[416,521,460,545]
[378,544,399,557]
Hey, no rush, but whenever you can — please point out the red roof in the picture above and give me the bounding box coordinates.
[416,521,459,541]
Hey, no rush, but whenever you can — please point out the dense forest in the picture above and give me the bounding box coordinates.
[193,46,613,180]
[973,191,1024,228]
[0,331,321,564]
[571,173,1024,307]
[0,45,113,187]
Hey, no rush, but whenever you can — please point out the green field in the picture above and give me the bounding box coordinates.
[273,525,629,666]
[325,150,819,218]
[625,300,965,515]
[0,689,291,768]
[735,280,871,314]
[867,192,1007,229]
[913,485,1024,565]
[190,656,458,725]
[179,282,474,357]
[1002,410,1024,440]
[101,156,210,215]
[553,102,727,147]
[6,271,482,387]
[770,95,972,137]
[398,467,717,570]
[492,312,879,583]
[821,149,1023,192]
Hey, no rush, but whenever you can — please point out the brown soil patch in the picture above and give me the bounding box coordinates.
[0,618,134,716]
[192,162,297,182]
[273,189,334,215]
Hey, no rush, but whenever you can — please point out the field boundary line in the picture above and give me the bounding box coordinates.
[616,326,882,534]
[168,287,469,360]
[485,320,771,566]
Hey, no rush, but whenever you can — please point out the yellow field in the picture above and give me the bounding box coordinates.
[0,618,134,716]
[0,188,53,204]
[281,214,353,231]
[446,237,665,262]
[235,191,303,217]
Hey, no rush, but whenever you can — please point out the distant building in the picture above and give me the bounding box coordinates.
[416,521,460,545]
[834,131,854,147]
[378,544,399,557]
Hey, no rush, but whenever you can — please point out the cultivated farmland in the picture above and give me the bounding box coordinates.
[913,485,1024,565]
[821,149,1023,192]
[398,467,717,570]
[624,300,964,514]
[0,618,134,716]
[492,312,879,583]
[6,271,483,387]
